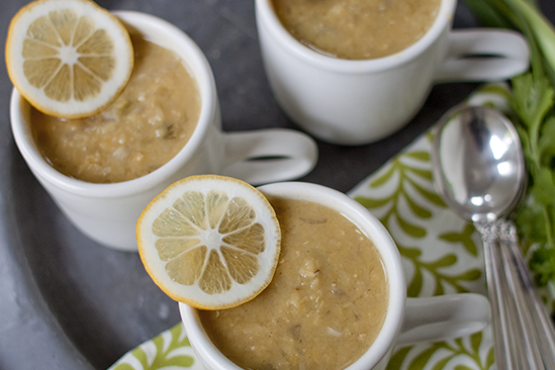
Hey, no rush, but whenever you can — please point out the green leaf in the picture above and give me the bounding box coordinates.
[354,195,391,209]
[407,266,424,297]
[434,279,445,296]
[511,73,541,129]
[406,177,446,207]
[531,168,555,205]
[405,192,433,219]
[530,245,555,285]
[538,115,555,165]
[515,124,533,162]
[112,364,135,370]
[438,232,463,243]
[516,197,548,242]
[396,213,426,238]
[408,344,445,370]
[429,254,458,269]
[486,347,495,369]
[404,150,430,162]
[439,224,478,256]
[531,85,554,133]
[432,354,457,370]
[371,164,396,188]
[399,244,423,259]
[455,269,483,281]
[158,356,195,368]
[387,346,414,370]
[406,166,434,181]
[123,324,195,370]
[130,346,149,368]
[470,330,483,354]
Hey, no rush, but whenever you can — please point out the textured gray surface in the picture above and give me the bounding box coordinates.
[1,1,554,369]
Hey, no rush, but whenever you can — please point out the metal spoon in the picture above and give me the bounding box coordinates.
[431,105,555,369]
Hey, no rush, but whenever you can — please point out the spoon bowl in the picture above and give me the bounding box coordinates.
[432,105,525,222]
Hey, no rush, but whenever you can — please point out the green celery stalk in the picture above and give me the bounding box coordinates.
[505,0,555,74]
[461,0,514,28]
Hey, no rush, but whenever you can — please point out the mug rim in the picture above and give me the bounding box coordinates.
[255,0,457,74]
[9,10,218,198]
[179,181,407,370]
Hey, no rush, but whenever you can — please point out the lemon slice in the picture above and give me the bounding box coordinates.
[5,0,134,119]
[137,175,282,310]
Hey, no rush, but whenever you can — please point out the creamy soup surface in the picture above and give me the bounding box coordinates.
[199,197,388,370]
[30,35,201,183]
[272,0,441,60]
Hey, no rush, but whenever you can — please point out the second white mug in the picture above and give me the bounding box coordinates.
[255,0,529,145]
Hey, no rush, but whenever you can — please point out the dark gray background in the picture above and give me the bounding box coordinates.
[1,1,554,369]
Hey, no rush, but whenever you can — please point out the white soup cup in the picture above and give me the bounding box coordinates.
[179,181,491,370]
[10,11,318,252]
[255,0,530,145]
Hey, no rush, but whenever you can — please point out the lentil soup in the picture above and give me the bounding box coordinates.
[199,196,388,370]
[272,0,441,60]
[30,35,201,183]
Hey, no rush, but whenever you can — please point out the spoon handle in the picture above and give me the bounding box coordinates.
[475,221,520,370]
[498,236,545,369]
[499,220,555,369]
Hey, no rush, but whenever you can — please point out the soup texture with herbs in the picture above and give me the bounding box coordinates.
[199,196,389,370]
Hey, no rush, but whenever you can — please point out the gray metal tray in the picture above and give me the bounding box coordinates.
[1,1,553,369]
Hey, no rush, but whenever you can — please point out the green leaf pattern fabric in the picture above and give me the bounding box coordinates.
[109,84,554,370]
[109,323,201,370]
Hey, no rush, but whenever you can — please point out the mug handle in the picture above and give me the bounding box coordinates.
[434,29,529,83]
[221,128,318,185]
[397,293,491,346]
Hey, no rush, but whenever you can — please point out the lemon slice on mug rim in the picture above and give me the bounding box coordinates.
[137,175,282,310]
[5,0,134,119]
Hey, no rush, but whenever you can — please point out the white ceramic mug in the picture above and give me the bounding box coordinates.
[255,0,530,145]
[10,11,318,252]
[179,182,491,370]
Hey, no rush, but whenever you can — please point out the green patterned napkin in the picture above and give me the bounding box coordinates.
[109,84,554,370]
